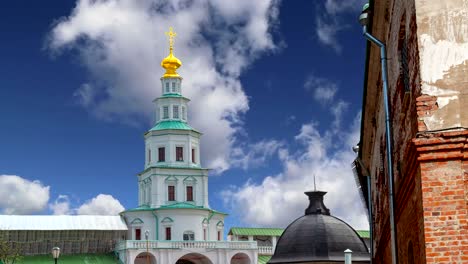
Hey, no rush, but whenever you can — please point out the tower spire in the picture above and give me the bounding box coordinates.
[165,27,177,55]
[161,27,182,78]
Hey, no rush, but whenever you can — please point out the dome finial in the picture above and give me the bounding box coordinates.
[166,27,176,55]
[161,27,182,78]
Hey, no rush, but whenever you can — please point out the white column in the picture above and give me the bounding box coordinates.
[248,235,254,241]
[204,175,209,207]
[272,236,277,249]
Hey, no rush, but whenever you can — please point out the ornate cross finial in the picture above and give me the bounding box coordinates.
[165,27,177,54]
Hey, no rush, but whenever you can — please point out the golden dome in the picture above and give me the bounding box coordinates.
[161,27,182,78]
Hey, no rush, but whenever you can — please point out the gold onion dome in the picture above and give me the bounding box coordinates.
[161,27,182,78]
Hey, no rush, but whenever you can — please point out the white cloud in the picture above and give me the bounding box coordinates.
[47,0,281,173]
[315,17,343,53]
[231,140,284,170]
[49,195,72,215]
[0,175,50,214]
[221,113,369,230]
[315,0,366,52]
[77,194,124,215]
[304,74,339,102]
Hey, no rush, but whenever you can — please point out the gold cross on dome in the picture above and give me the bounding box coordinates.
[165,27,177,53]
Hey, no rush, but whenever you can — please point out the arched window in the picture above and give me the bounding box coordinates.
[183,231,195,241]
[173,105,179,119]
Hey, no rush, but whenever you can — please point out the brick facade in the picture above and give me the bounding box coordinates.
[357,0,468,263]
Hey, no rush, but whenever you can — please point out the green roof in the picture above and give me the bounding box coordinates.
[229,227,284,237]
[149,120,199,132]
[356,230,370,238]
[18,254,119,264]
[122,205,155,212]
[159,202,205,210]
[123,203,228,215]
[258,255,272,264]
[229,227,370,239]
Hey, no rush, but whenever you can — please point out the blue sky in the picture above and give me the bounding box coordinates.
[0,0,369,230]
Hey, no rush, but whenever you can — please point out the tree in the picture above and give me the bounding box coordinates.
[0,233,22,264]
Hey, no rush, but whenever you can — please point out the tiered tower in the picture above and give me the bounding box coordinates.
[138,27,209,209]
[117,27,257,264]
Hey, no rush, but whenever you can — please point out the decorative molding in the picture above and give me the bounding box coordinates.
[130,218,144,225]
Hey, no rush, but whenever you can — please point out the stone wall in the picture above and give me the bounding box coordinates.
[360,0,468,263]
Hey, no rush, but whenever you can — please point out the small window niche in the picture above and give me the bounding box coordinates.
[158,147,166,162]
[176,147,184,161]
[163,106,169,119]
[173,105,179,119]
[183,231,195,241]
[168,185,175,201]
[165,82,170,93]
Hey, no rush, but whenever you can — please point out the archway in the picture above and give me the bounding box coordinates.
[231,253,251,264]
[134,252,156,264]
[176,253,213,264]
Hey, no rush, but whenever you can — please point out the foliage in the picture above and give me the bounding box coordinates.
[0,234,22,264]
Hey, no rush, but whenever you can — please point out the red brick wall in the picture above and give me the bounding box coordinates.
[414,131,468,263]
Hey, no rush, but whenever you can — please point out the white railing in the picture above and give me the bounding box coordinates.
[258,246,274,255]
[116,240,257,251]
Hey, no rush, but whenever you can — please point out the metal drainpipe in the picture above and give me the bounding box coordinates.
[361,23,398,264]
[151,210,159,240]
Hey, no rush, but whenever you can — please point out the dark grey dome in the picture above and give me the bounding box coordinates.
[268,191,369,263]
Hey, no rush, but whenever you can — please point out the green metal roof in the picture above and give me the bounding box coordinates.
[258,255,272,264]
[356,230,370,238]
[161,93,182,97]
[229,227,370,239]
[159,202,205,209]
[228,227,284,237]
[18,254,119,264]
[149,120,199,132]
[121,205,155,213]
[123,203,228,215]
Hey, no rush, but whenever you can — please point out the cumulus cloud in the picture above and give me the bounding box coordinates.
[222,114,368,230]
[315,0,366,52]
[0,175,50,214]
[304,74,339,103]
[47,0,281,173]
[49,195,72,215]
[231,140,284,170]
[77,194,124,215]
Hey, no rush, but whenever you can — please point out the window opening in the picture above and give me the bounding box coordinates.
[173,105,179,119]
[186,186,193,201]
[165,227,171,240]
[191,148,195,163]
[163,106,169,119]
[135,228,141,240]
[168,186,175,201]
[176,147,183,161]
[183,231,195,241]
[158,147,165,162]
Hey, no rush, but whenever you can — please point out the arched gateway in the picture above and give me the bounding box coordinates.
[231,253,251,264]
[134,252,156,264]
[176,253,213,264]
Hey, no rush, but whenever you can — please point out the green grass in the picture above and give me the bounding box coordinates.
[18,254,119,264]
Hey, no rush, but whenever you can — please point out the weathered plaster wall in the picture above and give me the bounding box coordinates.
[415,0,468,131]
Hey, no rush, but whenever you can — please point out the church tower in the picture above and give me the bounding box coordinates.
[139,27,209,209]
[117,27,257,264]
